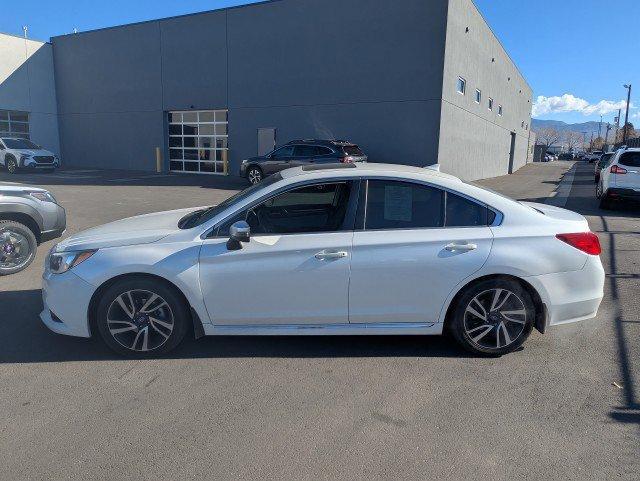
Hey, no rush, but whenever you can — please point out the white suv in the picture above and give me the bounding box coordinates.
[0,137,60,174]
[597,147,640,209]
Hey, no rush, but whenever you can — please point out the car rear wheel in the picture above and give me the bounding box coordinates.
[450,278,535,356]
[96,277,189,357]
[6,156,18,174]
[247,166,263,185]
[0,220,37,275]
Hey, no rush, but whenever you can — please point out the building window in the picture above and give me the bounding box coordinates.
[456,77,466,95]
[488,98,494,111]
[498,105,503,116]
[168,110,229,175]
[475,89,481,104]
[0,110,30,139]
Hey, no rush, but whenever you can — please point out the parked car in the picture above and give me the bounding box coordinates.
[40,163,604,358]
[558,153,574,160]
[543,153,553,162]
[597,148,640,209]
[0,185,66,275]
[594,152,614,184]
[0,138,60,174]
[586,151,604,163]
[240,139,367,184]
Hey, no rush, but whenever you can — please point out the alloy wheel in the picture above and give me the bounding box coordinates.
[7,158,17,174]
[248,168,262,185]
[0,229,32,270]
[106,290,175,352]
[463,288,528,350]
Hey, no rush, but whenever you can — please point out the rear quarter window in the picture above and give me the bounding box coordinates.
[343,145,364,156]
[618,152,640,168]
[445,192,490,227]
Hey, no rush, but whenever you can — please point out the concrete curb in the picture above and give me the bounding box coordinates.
[545,163,577,208]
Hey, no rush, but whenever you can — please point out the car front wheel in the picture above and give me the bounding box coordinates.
[96,277,189,357]
[247,166,263,185]
[450,278,535,356]
[6,157,18,174]
[0,220,37,275]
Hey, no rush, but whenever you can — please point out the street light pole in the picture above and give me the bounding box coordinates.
[598,115,602,139]
[623,84,632,143]
[604,123,612,151]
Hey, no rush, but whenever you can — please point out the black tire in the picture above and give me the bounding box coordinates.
[95,277,190,358]
[247,166,263,185]
[599,191,613,210]
[0,220,38,275]
[6,156,18,174]
[449,278,535,356]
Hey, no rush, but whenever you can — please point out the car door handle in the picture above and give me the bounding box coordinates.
[445,242,478,252]
[315,250,348,260]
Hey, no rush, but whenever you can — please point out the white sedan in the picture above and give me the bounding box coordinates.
[40,163,605,357]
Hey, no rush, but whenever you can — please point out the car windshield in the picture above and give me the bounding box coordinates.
[2,138,40,150]
[179,173,283,229]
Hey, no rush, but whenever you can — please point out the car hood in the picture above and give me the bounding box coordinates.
[55,207,204,251]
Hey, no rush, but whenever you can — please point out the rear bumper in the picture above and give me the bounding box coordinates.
[525,256,605,328]
[607,187,640,201]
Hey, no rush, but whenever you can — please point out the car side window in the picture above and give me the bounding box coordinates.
[445,192,490,227]
[363,180,444,230]
[272,146,294,159]
[316,146,334,156]
[618,152,640,168]
[293,145,317,157]
[218,181,355,236]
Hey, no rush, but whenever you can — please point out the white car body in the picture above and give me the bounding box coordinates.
[40,164,604,348]
[0,137,60,171]
[598,148,640,203]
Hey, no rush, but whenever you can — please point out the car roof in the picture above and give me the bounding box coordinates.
[280,162,462,182]
[285,139,357,147]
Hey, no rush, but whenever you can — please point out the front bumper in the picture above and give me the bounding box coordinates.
[239,163,248,178]
[40,270,95,338]
[40,204,66,243]
[525,256,605,328]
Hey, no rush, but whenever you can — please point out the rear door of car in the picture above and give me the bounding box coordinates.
[348,178,494,325]
[291,145,319,168]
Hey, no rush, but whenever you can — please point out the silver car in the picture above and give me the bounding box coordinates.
[0,137,61,174]
[0,185,66,275]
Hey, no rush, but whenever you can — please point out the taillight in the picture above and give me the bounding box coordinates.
[610,165,627,174]
[556,232,601,255]
[341,156,354,164]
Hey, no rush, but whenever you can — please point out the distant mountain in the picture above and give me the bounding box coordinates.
[531,119,610,138]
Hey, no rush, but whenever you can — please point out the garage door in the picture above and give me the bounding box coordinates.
[0,110,30,139]
[168,110,228,174]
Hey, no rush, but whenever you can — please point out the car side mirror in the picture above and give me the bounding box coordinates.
[227,221,251,251]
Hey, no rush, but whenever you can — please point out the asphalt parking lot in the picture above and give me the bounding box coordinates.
[0,162,638,480]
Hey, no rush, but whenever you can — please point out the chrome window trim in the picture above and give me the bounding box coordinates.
[202,176,361,239]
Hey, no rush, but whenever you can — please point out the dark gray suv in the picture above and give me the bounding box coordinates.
[240,139,367,184]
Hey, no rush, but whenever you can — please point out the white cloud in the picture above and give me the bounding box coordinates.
[532,94,631,117]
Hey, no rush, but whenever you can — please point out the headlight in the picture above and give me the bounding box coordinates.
[29,191,57,203]
[20,154,33,163]
[49,250,97,274]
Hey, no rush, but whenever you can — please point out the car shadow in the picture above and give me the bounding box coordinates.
[0,289,472,364]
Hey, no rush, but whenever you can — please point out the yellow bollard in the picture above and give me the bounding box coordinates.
[155,147,162,173]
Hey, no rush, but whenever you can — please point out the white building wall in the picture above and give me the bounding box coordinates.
[0,33,60,156]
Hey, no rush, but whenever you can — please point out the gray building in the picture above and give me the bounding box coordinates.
[0,32,60,156]
[2,0,533,181]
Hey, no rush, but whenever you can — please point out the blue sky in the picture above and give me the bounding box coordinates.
[2,0,637,125]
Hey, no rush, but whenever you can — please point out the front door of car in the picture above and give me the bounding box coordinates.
[199,180,359,326]
[264,145,295,175]
[348,179,494,324]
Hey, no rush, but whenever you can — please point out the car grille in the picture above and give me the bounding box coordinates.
[34,156,54,164]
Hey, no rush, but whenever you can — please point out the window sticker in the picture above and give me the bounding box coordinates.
[384,185,413,222]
